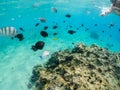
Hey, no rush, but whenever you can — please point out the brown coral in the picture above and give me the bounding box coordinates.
[29,43,120,90]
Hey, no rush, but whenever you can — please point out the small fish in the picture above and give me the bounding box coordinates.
[38,18,46,23]
[76,28,79,30]
[53,33,57,36]
[65,14,71,18]
[81,24,84,27]
[69,25,72,28]
[85,28,89,31]
[44,26,48,30]
[15,33,24,41]
[53,25,58,29]
[0,26,18,37]
[35,23,39,27]
[51,7,57,13]
[63,20,66,23]
[19,27,24,32]
[68,30,76,35]
[39,50,50,59]
[102,30,104,33]
[72,43,74,45]
[94,24,98,26]
[109,23,114,28]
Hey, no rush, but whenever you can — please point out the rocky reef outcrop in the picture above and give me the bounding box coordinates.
[29,43,120,90]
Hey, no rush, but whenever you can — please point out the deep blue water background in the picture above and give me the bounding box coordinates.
[0,0,120,90]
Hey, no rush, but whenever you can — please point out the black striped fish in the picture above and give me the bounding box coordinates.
[0,26,18,37]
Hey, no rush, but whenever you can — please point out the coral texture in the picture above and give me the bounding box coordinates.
[30,43,120,90]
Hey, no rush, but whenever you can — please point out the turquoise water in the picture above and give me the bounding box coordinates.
[0,0,120,90]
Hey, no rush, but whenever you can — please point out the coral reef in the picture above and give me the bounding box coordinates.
[29,43,120,90]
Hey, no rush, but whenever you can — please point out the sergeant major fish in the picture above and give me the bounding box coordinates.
[0,26,18,38]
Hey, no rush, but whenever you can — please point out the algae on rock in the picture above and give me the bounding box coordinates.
[29,43,120,90]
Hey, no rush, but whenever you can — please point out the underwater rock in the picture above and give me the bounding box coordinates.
[40,31,48,38]
[68,30,76,35]
[29,43,120,90]
[31,41,45,51]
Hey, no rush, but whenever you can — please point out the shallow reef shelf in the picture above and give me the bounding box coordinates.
[29,43,120,90]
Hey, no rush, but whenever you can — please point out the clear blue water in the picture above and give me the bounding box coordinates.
[0,0,120,90]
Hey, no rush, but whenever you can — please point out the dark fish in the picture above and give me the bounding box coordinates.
[94,24,98,26]
[31,41,45,51]
[19,27,24,32]
[53,25,58,29]
[44,26,48,30]
[69,25,72,28]
[76,28,79,30]
[63,20,66,23]
[81,24,84,27]
[40,31,48,37]
[53,33,57,36]
[119,29,120,32]
[35,23,39,27]
[0,26,18,37]
[85,28,89,31]
[68,30,76,35]
[15,33,24,41]
[65,14,71,18]
[39,18,46,23]
[102,30,104,33]
[72,43,74,45]
[51,7,57,13]
[109,23,114,28]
